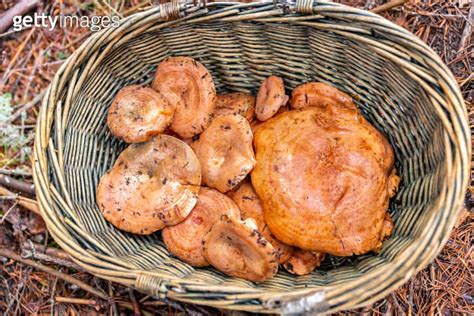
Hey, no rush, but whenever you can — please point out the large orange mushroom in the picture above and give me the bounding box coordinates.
[202,215,278,282]
[230,180,293,264]
[162,188,240,267]
[96,135,201,234]
[252,84,399,256]
[191,114,256,193]
[152,56,216,138]
[107,85,174,143]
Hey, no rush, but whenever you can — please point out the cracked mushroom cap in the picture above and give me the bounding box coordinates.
[230,180,293,264]
[162,188,241,267]
[96,135,201,234]
[107,85,174,143]
[152,56,216,138]
[203,215,278,282]
[191,114,256,193]
[252,105,397,256]
[255,76,288,121]
[283,249,326,276]
[289,82,354,110]
[214,92,255,121]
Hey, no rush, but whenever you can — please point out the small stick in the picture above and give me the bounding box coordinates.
[129,289,142,316]
[22,241,70,261]
[0,248,108,300]
[117,302,153,316]
[55,297,98,306]
[0,168,32,177]
[458,4,473,53]
[21,241,83,270]
[0,0,39,34]
[1,202,17,224]
[370,0,407,14]
[0,175,35,196]
[0,186,40,215]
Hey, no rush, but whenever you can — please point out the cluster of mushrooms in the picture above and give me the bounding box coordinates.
[97,56,400,282]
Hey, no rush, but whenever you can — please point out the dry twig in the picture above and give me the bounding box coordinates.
[0,248,108,300]
[0,0,39,34]
[371,0,407,14]
[0,186,39,215]
[0,175,35,196]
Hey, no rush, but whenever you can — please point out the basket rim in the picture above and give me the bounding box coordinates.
[32,0,471,313]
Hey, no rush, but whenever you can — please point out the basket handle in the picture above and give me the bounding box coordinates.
[158,0,317,20]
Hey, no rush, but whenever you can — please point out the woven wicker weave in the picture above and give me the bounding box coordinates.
[33,0,470,313]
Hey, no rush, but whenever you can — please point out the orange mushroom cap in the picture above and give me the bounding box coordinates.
[215,92,255,121]
[191,114,256,193]
[203,215,278,282]
[152,56,216,138]
[107,85,174,143]
[162,188,241,267]
[97,135,201,234]
[252,105,397,256]
[230,180,293,264]
[255,76,288,121]
[289,82,354,110]
[283,249,326,276]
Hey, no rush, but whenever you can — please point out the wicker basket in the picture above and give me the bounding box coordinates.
[33,0,470,313]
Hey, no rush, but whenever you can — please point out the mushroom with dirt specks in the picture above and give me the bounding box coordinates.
[202,215,278,282]
[152,56,216,138]
[214,92,255,121]
[96,135,201,234]
[107,85,174,143]
[255,76,288,121]
[191,114,256,193]
[289,82,354,110]
[163,188,240,267]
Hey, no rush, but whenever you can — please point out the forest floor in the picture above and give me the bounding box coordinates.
[0,0,472,314]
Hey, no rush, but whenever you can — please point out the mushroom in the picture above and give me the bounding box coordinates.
[191,114,256,193]
[152,56,216,138]
[215,92,255,121]
[107,85,174,143]
[283,249,326,276]
[202,215,278,282]
[388,168,400,198]
[162,188,240,267]
[230,180,293,264]
[381,213,394,243]
[255,76,288,121]
[96,135,201,234]
[289,82,354,110]
[252,104,398,256]
[250,105,289,134]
